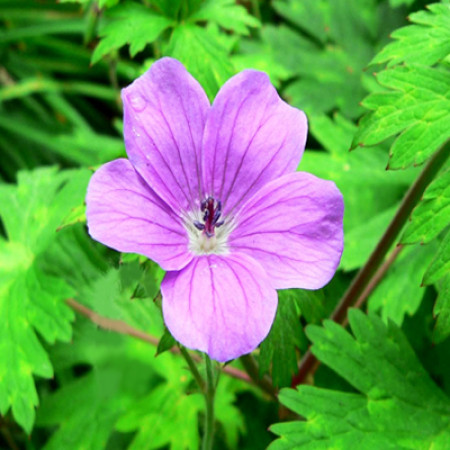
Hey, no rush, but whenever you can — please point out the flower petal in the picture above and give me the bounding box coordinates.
[202,69,307,216]
[122,57,210,214]
[230,172,344,290]
[161,253,278,362]
[86,159,192,271]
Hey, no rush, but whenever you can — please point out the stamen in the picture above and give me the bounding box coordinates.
[194,221,205,231]
[195,196,224,238]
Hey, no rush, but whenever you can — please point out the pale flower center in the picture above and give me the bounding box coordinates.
[185,196,233,255]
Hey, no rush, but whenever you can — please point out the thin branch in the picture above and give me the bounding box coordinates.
[345,244,404,325]
[294,139,450,386]
[66,298,251,384]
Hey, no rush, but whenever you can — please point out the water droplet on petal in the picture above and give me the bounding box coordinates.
[128,93,147,112]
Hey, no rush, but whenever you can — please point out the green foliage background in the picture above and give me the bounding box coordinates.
[0,0,449,448]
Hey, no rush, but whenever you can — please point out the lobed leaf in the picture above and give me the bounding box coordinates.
[372,3,450,67]
[165,24,235,100]
[270,310,450,448]
[352,65,450,169]
[0,167,90,432]
[91,2,174,64]
[189,0,260,35]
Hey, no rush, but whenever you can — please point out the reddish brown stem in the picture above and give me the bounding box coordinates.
[66,298,251,384]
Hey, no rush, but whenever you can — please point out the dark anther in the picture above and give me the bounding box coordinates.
[194,221,205,231]
[212,208,221,225]
[196,196,224,237]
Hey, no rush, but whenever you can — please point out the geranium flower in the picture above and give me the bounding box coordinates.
[86,58,344,362]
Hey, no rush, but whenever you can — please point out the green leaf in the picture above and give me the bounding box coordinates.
[352,65,450,169]
[340,204,398,271]
[0,167,91,253]
[433,273,450,344]
[389,0,415,6]
[37,323,162,450]
[156,328,176,356]
[56,203,86,231]
[0,116,125,166]
[402,168,450,244]
[165,24,235,100]
[259,291,304,387]
[189,0,260,35]
[232,38,291,88]
[368,243,437,325]
[270,310,450,449]
[372,3,450,67]
[424,228,450,285]
[115,369,203,450]
[294,289,327,325]
[79,261,162,333]
[0,167,90,432]
[266,0,378,117]
[91,2,174,64]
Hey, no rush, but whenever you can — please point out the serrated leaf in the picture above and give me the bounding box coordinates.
[189,0,260,35]
[433,273,450,343]
[165,24,235,101]
[352,65,450,169]
[424,228,450,285]
[402,168,450,244]
[270,310,450,449]
[369,243,437,325]
[259,291,303,387]
[91,2,173,64]
[372,3,450,67]
[0,167,89,432]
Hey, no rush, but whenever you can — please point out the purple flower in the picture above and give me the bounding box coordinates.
[86,58,344,362]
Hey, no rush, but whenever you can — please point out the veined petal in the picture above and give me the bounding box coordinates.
[161,253,278,362]
[122,57,210,214]
[86,159,192,271]
[202,69,307,217]
[230,172,344,290]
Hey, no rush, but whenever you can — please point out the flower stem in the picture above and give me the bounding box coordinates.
[294,139,450,385]
[202,355,216,450]
[179,346,205,392]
